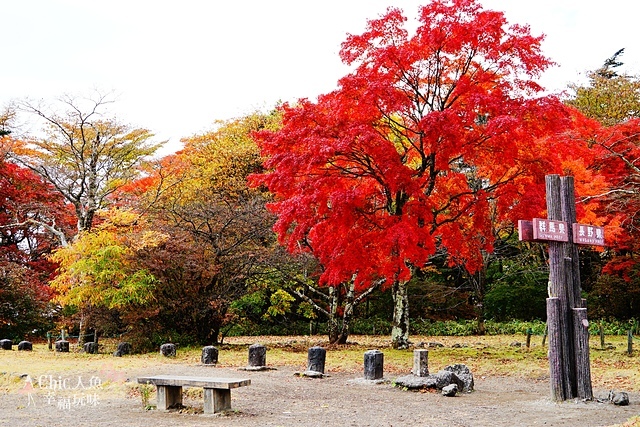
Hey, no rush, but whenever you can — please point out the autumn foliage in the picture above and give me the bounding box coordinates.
[0,137,74,337]
[3,2,640,345]
[252,0,573,291]
[561,50,640,305]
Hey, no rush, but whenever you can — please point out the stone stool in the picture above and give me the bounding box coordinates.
[201,346,219,365]
[18,341,33,351]
[55,340,70,352]
[113,342,131,357]
[160,343,176,357]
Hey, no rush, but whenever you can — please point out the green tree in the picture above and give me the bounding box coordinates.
[567,49,640,126]
[482,241,549,321]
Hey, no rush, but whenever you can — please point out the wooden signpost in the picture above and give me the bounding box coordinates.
[518,175,606,401]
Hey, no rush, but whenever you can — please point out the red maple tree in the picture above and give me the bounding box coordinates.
[251,0,575,347]
[0,138,75,337]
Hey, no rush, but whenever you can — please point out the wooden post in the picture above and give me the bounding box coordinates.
[545,175,593,400]
[546,176,575,399]
[526,329,532,350]
[560,177,583,309]
[573,308,593,400]
[562,177,593,399]
[628,330,633,356]
[519,175,599,401]
[547,297,567,401]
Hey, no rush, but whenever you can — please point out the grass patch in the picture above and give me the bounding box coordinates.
[1,334,639,395]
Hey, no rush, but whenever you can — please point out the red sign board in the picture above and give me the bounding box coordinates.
[519,219,606,246]
[532,218,569,242]
[518,220,535,241]
[573,223,605,246]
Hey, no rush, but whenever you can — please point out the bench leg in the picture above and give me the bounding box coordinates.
[203,388,231,413]
[156,385,182,410]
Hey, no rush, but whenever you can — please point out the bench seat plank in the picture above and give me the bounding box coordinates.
[137,375,250,389]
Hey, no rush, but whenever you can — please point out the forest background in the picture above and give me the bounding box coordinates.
[1,0,640,352]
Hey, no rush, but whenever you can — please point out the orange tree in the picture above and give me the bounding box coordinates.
[251,0,577,348]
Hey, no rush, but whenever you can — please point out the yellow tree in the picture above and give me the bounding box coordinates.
[15,93,161,237]
[50,209,161,345]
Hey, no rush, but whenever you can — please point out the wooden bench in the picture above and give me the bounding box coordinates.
[137,375,251,413]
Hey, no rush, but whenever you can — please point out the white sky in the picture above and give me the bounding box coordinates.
[2,1,638,154]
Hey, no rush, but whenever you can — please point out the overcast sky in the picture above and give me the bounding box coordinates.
[3,1,637,154]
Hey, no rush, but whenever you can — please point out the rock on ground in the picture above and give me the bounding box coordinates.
[394,364,474,393]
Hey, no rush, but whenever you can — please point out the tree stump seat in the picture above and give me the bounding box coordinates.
[136,375,250,414]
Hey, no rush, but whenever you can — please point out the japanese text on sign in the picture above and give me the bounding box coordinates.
[572,223,605,246]
[532,218,569,242]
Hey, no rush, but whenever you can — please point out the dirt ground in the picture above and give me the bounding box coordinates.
[2,362,638,427]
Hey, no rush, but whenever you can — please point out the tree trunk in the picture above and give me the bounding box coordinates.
[78,310,87,346]
[545,175,593,401]
[573,307,593,400]
[336,282,356,344]
[469,254,489,335]
[547,176,576,399]
[391,280,410,349]
[327,286,340,344]
[473,267,487,335]
[475,302,486,335]
[211,325,221,346]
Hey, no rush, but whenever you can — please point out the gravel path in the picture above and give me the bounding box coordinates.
[2,363,638,427]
